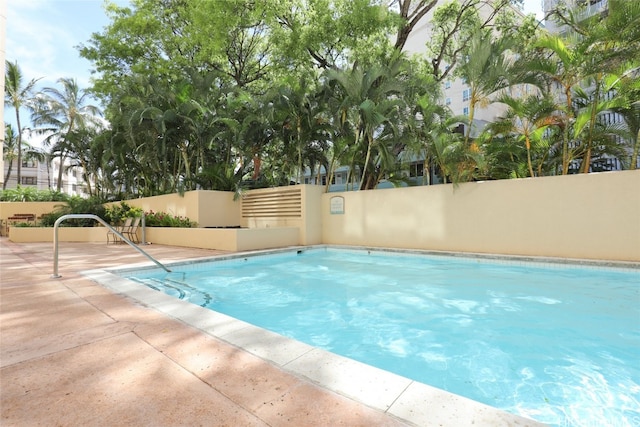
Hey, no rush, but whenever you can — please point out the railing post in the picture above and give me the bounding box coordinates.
[52,221,61,278]
[141,213,147,245]
[51,214,170,278]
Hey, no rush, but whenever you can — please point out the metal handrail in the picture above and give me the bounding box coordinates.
[52,214,171,278]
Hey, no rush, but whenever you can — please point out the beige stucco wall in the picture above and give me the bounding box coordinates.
[5,172,638,261]
[300,185,323,245]
[124,190,241,227]
[145,227,299,252]
[239,185,322,245]
[0,201,63,223]
[322,170,640,262]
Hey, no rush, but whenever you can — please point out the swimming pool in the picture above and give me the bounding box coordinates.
[118,247,639,426]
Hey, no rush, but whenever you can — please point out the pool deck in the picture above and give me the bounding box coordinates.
[0,238,544,426]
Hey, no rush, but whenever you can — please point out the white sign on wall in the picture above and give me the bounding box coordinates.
[330,196,344,215]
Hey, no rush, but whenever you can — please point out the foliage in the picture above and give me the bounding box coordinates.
[38,211,66,227]
[103,202,144,225]
[4,0,637,203]
[53,196,108,227]
[11,222,36,228]
[4,60,40,186]
[144,210,196,228]
[0,187,68,202]
[31,77,103,193]
[34,196,109,227]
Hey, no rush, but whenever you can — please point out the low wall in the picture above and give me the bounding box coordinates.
[9,227,108,243]
[122,190,241,228]
[5,172,638,262]
[145,227,299,252]
[8,226,299,252]
[0,201,62,224]
[322,170,640,262]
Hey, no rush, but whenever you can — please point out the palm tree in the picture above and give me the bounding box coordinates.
[31,78,102,191]
[529,34,592,174]
[4,61,40,186]
[404,91,451,185]
[572,73,628,173]
[274,84,331,185]
[457,32,513,146]
[3,125,46,189]
[3,125,19,189]
[327,56,408,190]
[612,74,640,169]
[491,93,559,177]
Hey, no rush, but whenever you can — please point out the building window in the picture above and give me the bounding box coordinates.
[445,97,451,106]
[463,107,469,116]
[444,80,451,89]
[21,159,36,168]
[462,88,472,102]
[409,162,424,177]
[21,176,37,185]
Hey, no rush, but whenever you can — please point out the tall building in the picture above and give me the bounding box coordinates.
[543,0,609,34]
[2,155,92,196]
[402,1,528,136]
[2,157,50,191]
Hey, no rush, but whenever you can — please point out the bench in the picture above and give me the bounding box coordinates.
[6,213,37,234]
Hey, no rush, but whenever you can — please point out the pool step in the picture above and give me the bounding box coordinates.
[129,277,213,307]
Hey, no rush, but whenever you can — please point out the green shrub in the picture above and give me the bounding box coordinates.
[38,211,66,227]
[104,202,143,225]
[37,196,109,227]
[12,221,35,227]
[144,210,196,228]
[0,187,68,202]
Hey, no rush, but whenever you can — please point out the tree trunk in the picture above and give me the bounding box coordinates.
[252,155,261,180]
[15,112,22,186]
[359,133,374,191]
[631,129,640,170]
[525,135,535,178]
[562,87,573,175]
[3,162,13,190]
[57,151,67,191]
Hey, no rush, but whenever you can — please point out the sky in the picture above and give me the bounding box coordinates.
[3,0,545,138]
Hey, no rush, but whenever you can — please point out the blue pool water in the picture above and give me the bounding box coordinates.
[122,248,640,426]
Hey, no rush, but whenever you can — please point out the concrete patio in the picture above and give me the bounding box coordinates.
[0,238,412,426]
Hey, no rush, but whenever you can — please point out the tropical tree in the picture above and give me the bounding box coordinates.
[31,78,102,191]
[611,71,640,170]
[2,125,46,189]
[327,56,409,190]
[571,73,628,173]
[423,0,520,82]
[4,60,40,186]
[457,31,513,146]
[3,125,19,189]
[526,34,592,174]
[272,84,331,185]
[490,93,559,177]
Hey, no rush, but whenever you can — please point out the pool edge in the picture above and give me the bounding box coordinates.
[82,245,555,427]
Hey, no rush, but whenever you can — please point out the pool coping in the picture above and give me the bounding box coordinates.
[82,244,636,427]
